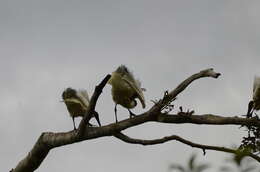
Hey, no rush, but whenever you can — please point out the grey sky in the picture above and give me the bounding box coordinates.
[1,0,260,171]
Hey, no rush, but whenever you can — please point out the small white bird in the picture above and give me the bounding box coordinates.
[108,65,146,122]
[62,88,101,130]
[247,76,260,118]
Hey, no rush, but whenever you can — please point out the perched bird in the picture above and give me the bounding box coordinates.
[108,65,146,122]
[247,76,260,118]
[62,88,101,130]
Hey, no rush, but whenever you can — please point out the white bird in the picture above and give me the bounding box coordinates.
[108,65,146,122]
[62,88,101,130]
[247,76,260,118]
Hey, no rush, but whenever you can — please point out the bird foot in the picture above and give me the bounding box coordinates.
[87,122,98,127]
[254,112,259,119]
[128,110,136,118]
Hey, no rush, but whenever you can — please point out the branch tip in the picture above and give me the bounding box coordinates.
[200,68,221,78]
[77,74,111,137]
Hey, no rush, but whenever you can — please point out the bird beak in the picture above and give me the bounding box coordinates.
[60,100,64,103]
[93,111,101,127]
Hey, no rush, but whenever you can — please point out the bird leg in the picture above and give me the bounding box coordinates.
[72,117,76,130]
[128,109,136,118]
[114,104,118,123]
[254,112,259,119]
[247,101,254,118]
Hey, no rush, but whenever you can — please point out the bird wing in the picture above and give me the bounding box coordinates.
[76,89,90,108]
[122,74,146,108]
[253,76,260,101]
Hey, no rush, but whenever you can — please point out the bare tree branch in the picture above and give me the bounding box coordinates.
[167,68,221,100]
[11,74,111,172]
[11,68,260,172]
[113,132,260,162]
[155,113,260,127]
[77,74,111,137]
[150,68,221,113]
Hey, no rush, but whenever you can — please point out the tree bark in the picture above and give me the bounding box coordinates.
[11,68,260,172]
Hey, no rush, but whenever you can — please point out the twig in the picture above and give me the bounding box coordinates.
[151,68,221,112]
[114,132,260,162]
[77,74,111,137]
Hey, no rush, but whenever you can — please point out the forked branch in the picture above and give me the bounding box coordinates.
[11,68,259,172]
[114,132,260,162]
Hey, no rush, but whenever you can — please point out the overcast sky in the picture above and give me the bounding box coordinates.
[1,0,260,171]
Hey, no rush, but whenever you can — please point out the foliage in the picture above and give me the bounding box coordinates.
[169,153,260,172]
[219,156,259,172]
[169,154,210,172]
[240,114,260,154]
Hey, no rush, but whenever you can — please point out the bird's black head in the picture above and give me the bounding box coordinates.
[62,88,77,100]
[116,65,129,75]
